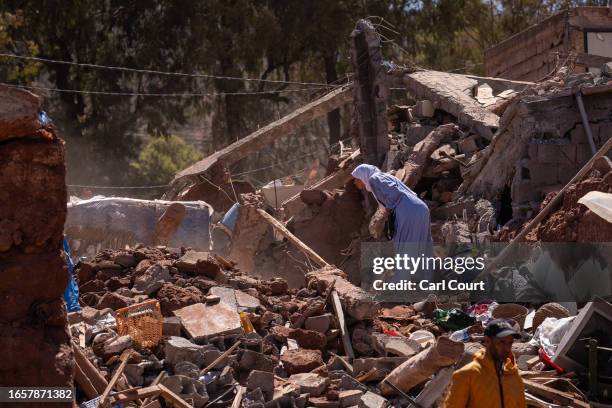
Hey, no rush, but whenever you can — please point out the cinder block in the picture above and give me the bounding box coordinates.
[596,122,612,145]
[537,144,565,164]
[570,124,586,145]
[557,164,580,184]
[528,163,558,185]
[527,143,538,160]
[576,143,593,165]
[560,144,577,163]
[511,181,540,203]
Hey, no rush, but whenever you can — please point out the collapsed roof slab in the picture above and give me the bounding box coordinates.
[166,86,353,198]
[403,70,501,140]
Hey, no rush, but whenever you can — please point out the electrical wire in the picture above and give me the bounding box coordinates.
[0,81,331,98]
[0,52,330,87]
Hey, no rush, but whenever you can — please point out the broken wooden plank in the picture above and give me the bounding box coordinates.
[200,340,242,376]
[256,208,329,267]
[72,342,108,395]
[331,290,355,359]
[73,359,99,400]
[111,386,162,404]
[98,349,132,407]
[169,86,352,193]
[523,379,589,408]
[141,371,167,406]
[141,400,162,408]
[403,70,500,140]
[231,386,246,408]
[158,384,193,408]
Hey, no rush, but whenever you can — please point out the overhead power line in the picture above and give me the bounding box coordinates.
[0,52,330,87]
[0,81,336,98]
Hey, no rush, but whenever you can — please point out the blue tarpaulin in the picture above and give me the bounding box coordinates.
[62,238,81,312]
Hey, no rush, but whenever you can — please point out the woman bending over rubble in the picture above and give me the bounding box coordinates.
[351,164,433,282]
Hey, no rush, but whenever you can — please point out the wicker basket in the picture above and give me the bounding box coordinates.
[116,299,163,349]
[492,303,528,329]
[532,303,570,332]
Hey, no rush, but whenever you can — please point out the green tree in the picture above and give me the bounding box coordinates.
[130,135,202,186]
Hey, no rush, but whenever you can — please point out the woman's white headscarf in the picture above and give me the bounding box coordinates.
[351,164,381,193]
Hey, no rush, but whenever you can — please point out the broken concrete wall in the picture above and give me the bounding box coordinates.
[0,87,73,397]
[463,87,612,220]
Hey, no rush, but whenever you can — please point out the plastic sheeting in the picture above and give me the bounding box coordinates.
[578,191,612,223]
[66,196,213,259]
[529,316,575,357]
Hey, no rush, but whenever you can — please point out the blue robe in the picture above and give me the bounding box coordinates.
[352,165,433,281]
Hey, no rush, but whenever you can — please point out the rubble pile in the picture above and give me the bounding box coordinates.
[536,165,612,242]
[70,245,603,407]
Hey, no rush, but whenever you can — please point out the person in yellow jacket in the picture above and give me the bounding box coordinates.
[444,319,527,408]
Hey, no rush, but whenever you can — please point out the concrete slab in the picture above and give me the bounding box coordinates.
[173,302,242,340]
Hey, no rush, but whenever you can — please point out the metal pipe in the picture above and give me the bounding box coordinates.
[575,91,597,155]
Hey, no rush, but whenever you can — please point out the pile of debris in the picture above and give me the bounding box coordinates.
[70,245,606,407]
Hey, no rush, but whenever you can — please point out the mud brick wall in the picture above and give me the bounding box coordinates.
[0,128,73,403]
[485,7,612,81]
[511,91,612,218]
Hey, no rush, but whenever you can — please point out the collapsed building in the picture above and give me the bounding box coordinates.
[2,12,612,408]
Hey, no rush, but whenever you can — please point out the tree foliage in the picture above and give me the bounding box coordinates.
[0,0,607,188]
[130,135,202,186]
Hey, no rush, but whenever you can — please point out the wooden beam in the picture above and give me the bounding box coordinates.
[331,290,355,359]
[141,371,167,406]
[158,384,193,408]
[73,359,99,400]
[110,386,161,404]
[199,340,242,376]
[141,400,162,408]
[256,209,329,267]
[98,350,132,407]
[72,343,108,395]
[171,86,352,183]
[523,379,589,408]
[231,386,246,408]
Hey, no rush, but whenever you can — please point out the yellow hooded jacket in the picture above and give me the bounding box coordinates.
[443,348,526,408]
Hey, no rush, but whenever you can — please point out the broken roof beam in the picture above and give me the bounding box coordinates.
[403,70,500,140]
[171,86,352,184]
